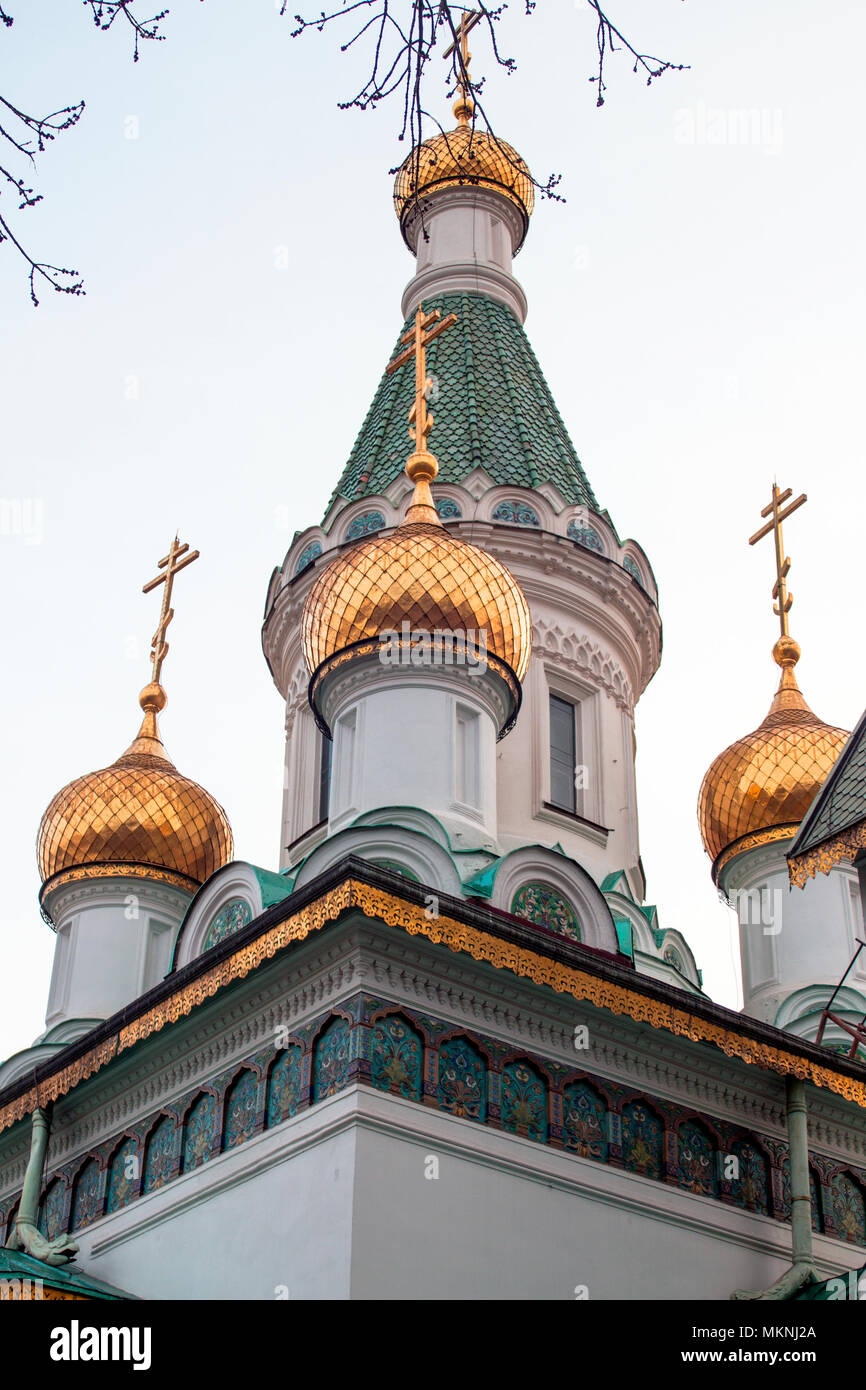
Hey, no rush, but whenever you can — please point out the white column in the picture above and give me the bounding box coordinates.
[401,187,528,323]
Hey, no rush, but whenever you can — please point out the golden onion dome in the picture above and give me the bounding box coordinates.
[37,682,233,901]
[698,637,849,881]
[302,460,531,704]
[393,122,534,250]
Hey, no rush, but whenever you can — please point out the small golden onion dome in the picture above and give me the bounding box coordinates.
[393,123,534,249]
[37,682,233,899]
[697,637,849,880]
[302,463,531,687]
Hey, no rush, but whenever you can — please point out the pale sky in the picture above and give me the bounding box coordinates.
[1,0,863,1061]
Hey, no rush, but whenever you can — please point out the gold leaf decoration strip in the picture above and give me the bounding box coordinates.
[788,821,866,888]
[1,877,865,1135]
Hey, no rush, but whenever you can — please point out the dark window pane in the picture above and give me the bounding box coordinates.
[550,694,576,813]
[319,734,332,821]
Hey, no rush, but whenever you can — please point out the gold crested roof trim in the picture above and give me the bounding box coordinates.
[788,821,866,888]
[3,878,866,1134]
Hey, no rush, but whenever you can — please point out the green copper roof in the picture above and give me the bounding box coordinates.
[325,291,599,516]
[790,707,866,859]
[0,1247,134,1300]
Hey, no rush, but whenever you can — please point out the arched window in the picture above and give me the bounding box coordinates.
[726,1138,770,1215]
[142,1116,176,1194]
[267,1047,303,1127]
[492,499,539,527]
[501,1059,547,1142]
[830,1171,866,1245]
[567,521,603,553]
[676,1119,717,1197]
[370,1015,423,1101]
[106,1138,139,1214]
[510,882,581,942]
[182,1093,217,1172]
[345,510,385,541]
[563,1080,608,1162]
[70,1159,102,1230]
[295,541,323,574]
[621,1100,664,1180]
[313,1017,353,1102]
[223,1071,259,1151]
[39,1179,66,1240]
[437,1037,486,1122]
[203,899,252,952]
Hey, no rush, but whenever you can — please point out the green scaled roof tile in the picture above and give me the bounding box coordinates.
[325,291,598,516]
[790,707,866,858]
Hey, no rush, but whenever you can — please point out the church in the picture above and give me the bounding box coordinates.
[1,20,865,1303]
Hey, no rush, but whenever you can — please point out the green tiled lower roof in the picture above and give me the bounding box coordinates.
[325,291,598,515]
[790,707,866,857]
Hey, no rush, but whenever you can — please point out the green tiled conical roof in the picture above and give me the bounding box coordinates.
[325,291,598,515]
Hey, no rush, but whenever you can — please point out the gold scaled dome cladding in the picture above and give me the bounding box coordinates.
[697,637,849,879]
[37,682,233,897]
[302,504,532,685]
[393,123,534,249]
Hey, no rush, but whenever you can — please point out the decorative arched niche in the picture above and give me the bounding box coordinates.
[489,846,619,955]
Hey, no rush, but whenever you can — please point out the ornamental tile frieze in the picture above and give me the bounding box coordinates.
[18,990,866,1250]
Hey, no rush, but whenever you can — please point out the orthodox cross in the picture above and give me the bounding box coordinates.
[386,303,457,457]
[142,536,200,685]
[748,482,807,638]
[443,8,482,124]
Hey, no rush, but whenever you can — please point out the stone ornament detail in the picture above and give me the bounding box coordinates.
[511,882,581,941]
[567,521,604,554]
[491,499,540,527]
[4,879,866,1141]
[203,899,253,952]
[345,511,386,542]
[532,619,634,712]
[294,542,323,575]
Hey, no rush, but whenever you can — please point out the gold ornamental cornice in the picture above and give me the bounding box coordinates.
[788,821,866,889]
[40,861,199,909]
[712,824,799,885]
[3,876,866,1134]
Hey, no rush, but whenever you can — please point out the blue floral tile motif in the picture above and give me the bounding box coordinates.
[830,1172,866,1245]
[345,510,385,541]
[622,556,644,586]
[314,1018,353,1101]
[501,1060,547,1141]
[621,1101,664,1179]
[676,1120,717,1196]
[371,1015,423,1100]
[183,1094,216,1171]
[142,1116,175,1194]
[780,1160,822,1232]
[203,899,252,952]
[492,499,539,527]
[106,1139,139,1214]
[295,542,323,574]
[224,1071,259,1150]
[663,946,685,973]
[39,1180,66,1240]
[727,1139,769,1214]
[438,1037,486,1121]
[510,882,580,941]
[567,521,603,553]
[434,497,462,520]
[267,1047,302,1127]
[70,1159,101,1230]
[563,1081,608,1161]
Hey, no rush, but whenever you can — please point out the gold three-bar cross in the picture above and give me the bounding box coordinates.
[443,8,482,122]
[386,303,457,456]
[748,482,807,638]
[142,536,200,685]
